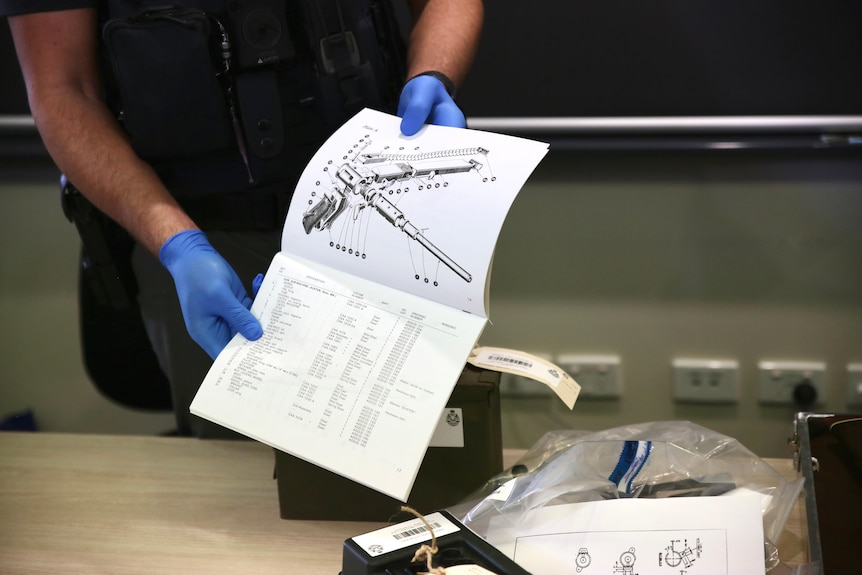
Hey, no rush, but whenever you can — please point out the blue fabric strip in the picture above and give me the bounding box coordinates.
[608,440,652,495]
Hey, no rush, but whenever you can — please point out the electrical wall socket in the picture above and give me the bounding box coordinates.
[556,354,622,399]
[847,363,862,409]
[672,358,739,403]
[758,360,826,406]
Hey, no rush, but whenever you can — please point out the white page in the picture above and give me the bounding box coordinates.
[486,492,765,574]
[281,108,549,317]
[192,109,547,501]
[191,252,486,500]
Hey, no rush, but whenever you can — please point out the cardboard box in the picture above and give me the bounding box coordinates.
[274,364,503,521]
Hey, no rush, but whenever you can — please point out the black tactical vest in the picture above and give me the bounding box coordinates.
[99,0,407,198]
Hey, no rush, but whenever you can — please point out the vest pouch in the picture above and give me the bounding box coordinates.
[103,8,236,162]
[299,0,392,129]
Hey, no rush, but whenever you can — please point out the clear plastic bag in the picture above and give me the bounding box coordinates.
[449,421,804,572]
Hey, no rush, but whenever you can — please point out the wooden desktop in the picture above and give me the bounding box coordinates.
[0,432,809,574]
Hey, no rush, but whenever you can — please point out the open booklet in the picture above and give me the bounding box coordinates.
[191,108,549,501]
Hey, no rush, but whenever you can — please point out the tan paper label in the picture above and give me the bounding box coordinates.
[446,565,502,575]
[468,346,580,409]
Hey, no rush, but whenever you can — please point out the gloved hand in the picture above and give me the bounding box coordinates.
[160,230,263,359]
[397,73,466,136]
[252,273,264,297]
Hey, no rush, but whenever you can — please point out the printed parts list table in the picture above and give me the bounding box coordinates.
[220,266,432,442]
[194,252,486,498]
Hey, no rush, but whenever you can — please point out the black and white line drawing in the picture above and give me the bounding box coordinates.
[612,547,638,575]
[300,138,493,285]
[575,547,591,572]
[660,537,702,570]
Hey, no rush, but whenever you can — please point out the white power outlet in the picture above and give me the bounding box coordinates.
[672,358,739,403]
[556,354,622,399]
[847,363,862,409]
[758,360,826,406]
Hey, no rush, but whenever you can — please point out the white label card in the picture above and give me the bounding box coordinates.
[352,511,461,557]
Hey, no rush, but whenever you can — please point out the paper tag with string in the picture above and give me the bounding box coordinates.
[467,346,580,409]
[445,566,502,575]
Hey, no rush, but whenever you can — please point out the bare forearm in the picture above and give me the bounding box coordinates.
[10,10,197,256]
[33,90,197,255]
[406,0,483,88]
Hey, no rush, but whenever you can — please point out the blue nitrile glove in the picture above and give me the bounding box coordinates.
[159,230,263,359]
[252,273,264,297]
[397,72,466,136]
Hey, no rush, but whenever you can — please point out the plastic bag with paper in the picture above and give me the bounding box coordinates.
[448,421,804,573]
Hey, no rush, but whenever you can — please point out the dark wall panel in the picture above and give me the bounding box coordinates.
[1,21,28,114]
[457,0,862,119]
[4,3,861,123]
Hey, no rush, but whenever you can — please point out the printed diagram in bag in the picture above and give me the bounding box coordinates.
[660,537,703,571]
[612,547,638,575]
[492,491,762,575]
[300,136,495,285]
[568,540,703,574]
[575,547,592,572]
[510,528,721,575]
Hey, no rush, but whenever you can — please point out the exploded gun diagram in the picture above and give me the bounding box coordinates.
[302,144,493,285]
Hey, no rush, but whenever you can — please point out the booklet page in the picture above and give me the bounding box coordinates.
[192,109,548,501]
[191,252,487,500]
[486,491,766,574]
[282,108,549,317]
